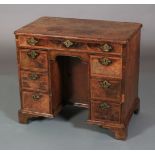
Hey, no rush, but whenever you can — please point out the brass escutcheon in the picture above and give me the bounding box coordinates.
[99,102,110,110]
[29,73,40,80]
[98,57,112,66]
[27,50,39,59]
[27,37,38,46]
[100,43,113,52]
[99,80,111,89]
[32,94,41,101]
[63,40,73,48]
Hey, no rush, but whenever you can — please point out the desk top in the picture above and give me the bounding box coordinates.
[15,16,142,44]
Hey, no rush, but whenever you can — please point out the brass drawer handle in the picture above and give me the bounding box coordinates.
[100,43,113,52]
[29,73,40,80]
[63,40,73,48]
[98,57,112,66]
[99,102,110,110]
[99,80,111,89]
[27,37,38,46]
[32,94,41,101]
[27,50,39,59]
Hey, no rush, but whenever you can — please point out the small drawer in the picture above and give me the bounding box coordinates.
[91,100,121,123]
[19,49,48,71]
[91,78,121,102]
[18,36,48,47]
[90,55,122,78]
[88,42,122,54]
[20,71,49,92]
[22,91,50,114]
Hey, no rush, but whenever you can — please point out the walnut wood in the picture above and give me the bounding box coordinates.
[90,100,121,123]
[18,110,30,124]
[112,127,128,140]
[90,55,122,79]
[17,35,123,55]
[20,70,49,92]
[91,78,121,102]
[15,16,142,140]
[15,16,142,44]
[122,31,141,124]
[21,91,50,114]
[18,110,54,124]
[55,56,90,105]
[19,49,48,71]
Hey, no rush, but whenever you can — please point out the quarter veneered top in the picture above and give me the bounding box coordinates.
[15,16,142,44]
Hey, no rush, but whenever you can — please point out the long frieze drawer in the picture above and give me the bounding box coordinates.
[20,71,49,92]
[17,36,122,54]
[90,78,121,102]
[19,49,48,71]
[90,55,122,78]
[91,100,121,123]
[22,91,50,114]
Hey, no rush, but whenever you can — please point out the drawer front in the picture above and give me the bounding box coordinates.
[18,36,48,48]
[90,55,122,78]
[20,71,49,92]
[19,49,48,71]
[22,91,50,114]
[91,100,121,123]
[91,78,121,102]
[87,42,122,54]
[18,36,122,54]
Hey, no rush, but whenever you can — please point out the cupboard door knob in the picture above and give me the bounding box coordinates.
[63,40,73,48]
[99,80,111,89]
[100,43,113,52]
[99,102,110,110]
[27,50,39,59]
[98,57,112,66]
[29,73,39,80]
[27,37,38,46]
[32,94,41,101]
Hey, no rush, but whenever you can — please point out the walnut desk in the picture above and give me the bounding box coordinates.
[14,17,142,140]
